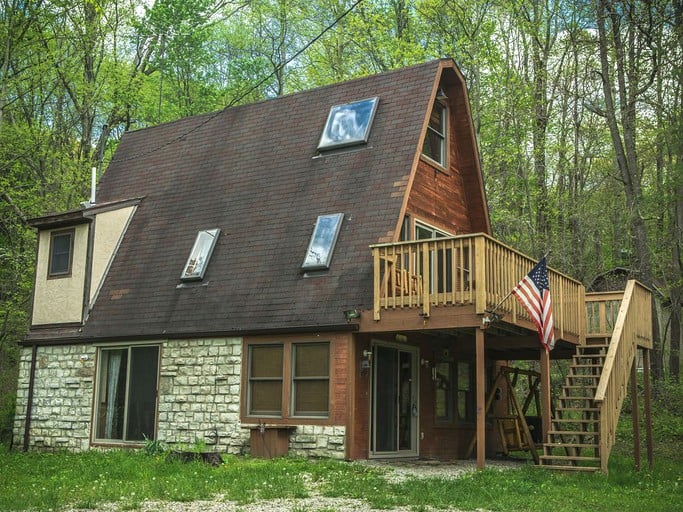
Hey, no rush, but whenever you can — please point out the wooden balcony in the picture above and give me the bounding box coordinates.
[370,233,585,344]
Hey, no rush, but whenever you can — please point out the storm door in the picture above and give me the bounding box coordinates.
[371,342,419,457]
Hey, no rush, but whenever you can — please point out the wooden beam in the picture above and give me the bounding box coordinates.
[630,359,641,471]
[540,347,551,442]
[476,327,486,469]
[642,349,654,470]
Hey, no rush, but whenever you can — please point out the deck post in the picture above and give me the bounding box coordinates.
[630,360,641,470]
[642,349,654,470]
[476,327,486,469]
[540,347,551,442]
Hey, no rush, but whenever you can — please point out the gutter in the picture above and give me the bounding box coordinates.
[23,344,38,452]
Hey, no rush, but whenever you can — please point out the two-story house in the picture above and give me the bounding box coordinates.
[14,59,653,472]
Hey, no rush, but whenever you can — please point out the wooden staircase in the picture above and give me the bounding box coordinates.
[539,343,607,472]
[538,280,653,473]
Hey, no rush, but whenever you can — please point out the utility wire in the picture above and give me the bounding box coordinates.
[110,0,365,164]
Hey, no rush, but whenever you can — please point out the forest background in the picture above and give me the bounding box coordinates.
[0,0,681,445]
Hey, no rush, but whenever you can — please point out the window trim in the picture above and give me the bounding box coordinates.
[243,339,332,422]
[92,343,160,445]
[48,228,75,278]
[246,344,285,418]
[421,101,448,169]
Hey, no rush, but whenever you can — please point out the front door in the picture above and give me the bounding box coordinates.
[371,342,419,457]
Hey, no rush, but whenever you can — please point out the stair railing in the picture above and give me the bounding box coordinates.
[593,280,652,472]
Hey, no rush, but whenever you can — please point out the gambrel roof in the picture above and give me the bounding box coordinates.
[31,59,490,341]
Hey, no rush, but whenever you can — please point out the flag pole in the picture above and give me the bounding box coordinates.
[483,250,551,325]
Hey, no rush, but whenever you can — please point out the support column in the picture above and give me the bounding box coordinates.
[642,349,654,470]
[539,347,551,441]
[630,360,641,470]
[476,327,486,469]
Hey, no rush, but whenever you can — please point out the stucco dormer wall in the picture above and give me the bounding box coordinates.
[32,223,89,326]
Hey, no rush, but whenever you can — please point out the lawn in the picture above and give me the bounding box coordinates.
[1,437,681,512]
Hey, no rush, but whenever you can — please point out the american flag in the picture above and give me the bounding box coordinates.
[512,257,555,350]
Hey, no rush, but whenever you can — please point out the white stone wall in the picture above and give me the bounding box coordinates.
[14,337,347,459]
[14,345,96,451]
[290,425,346,459]
[157,338,250,454]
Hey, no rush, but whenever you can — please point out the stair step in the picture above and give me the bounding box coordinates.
[549,430,599,437]
[553,418,599,424]
[556,406,599,412]
[540,455,600,462]
[544,442,599,449]
[567,373,601,379]
[538,464,600,472]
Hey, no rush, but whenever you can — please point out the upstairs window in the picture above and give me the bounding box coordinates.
[318,97,379,150]
[48,229,74,277]
[180,228,220,281]
[422,101,447,167]
[302,213,344,271]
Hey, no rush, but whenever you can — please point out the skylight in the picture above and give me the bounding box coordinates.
[317,97,379,150]
[302,214,344,270]
[180,228,220,281]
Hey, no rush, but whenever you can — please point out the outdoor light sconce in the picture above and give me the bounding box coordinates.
[360,349,372,374]
[436,87,448,101]
[343,309,361,322]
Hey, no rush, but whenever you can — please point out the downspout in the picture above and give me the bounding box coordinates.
[23,344,38,452]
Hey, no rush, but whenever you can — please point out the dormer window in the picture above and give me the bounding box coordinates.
[422,101,447,167]
[48,229,75,278]
[318,97,379,150]
[302,213,344,270]
[180,228,220,281]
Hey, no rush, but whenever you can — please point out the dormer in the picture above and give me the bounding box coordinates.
[29,198,141,327]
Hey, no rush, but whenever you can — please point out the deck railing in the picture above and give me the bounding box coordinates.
[594,280,652,472]
[586,291,624,337]
[371,233,585,342]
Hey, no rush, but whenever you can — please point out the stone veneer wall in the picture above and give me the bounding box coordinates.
[14,337,346,459]
[14,344,97,451]
[157,337,249,453]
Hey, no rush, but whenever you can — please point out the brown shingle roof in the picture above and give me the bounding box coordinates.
[78,60,447,339]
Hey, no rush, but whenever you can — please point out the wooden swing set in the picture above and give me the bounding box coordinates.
[466,366,543,464]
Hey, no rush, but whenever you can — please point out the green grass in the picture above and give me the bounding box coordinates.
[0,438,681,511]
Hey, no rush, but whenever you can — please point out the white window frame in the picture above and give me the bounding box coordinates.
[422,101,447,167]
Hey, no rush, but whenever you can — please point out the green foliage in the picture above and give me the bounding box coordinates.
[0,437,681,511]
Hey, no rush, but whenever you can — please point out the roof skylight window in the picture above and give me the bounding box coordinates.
[180,228,220,281]
[318,97,379,150]
[302,214,344,270]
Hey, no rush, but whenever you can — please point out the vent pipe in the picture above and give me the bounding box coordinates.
[90,166,96,205]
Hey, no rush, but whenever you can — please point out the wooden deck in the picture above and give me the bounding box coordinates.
[370,233,585,344]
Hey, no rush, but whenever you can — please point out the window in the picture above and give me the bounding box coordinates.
[94,345,159,442]
[456,361,474,422]
[181,228,220,281]
[292,343,330,416]
[48,229,74,277]
[318,97,379,150]
[434,361,454,422]
[247,345,284,416]
[302,213,344,270]
[415,221,453,293]
[246,341,330,419]
[422,102,447,167]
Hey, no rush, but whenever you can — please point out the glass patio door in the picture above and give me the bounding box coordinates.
[371,342,419,457]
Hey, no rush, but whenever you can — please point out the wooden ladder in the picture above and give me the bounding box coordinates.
[539,343,608,472]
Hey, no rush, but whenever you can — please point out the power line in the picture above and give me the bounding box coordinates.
[110,0,365,165]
